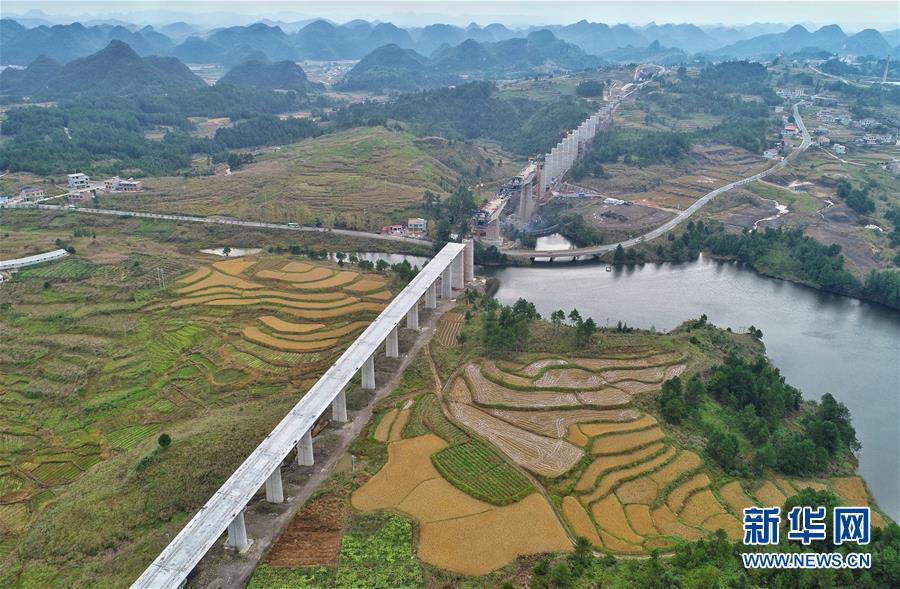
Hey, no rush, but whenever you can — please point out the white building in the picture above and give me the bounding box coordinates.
[67,173,90,189]
[406,218,427,235]
[833,144,846,155]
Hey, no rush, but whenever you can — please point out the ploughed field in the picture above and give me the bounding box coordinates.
[0,250,392,564]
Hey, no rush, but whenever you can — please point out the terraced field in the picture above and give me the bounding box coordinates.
[0,249,394,554]
[355,343,889,566]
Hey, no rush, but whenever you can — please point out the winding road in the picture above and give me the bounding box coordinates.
[504,101,812,260]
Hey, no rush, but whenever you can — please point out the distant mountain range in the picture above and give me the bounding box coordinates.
[339,30,601,92]
[0,40,325,99]
[1,17,897,73]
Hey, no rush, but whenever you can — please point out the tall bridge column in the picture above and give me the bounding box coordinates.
[386,325,399,358]
[362,354,376,389]
[226,510,250,552]
[265,468,284,504]
[441,267,452,299]
[332,389,348,422]
[406,303,419,330]
[464,238,475,283]
[452,254,464,289]
[426,283,437,308]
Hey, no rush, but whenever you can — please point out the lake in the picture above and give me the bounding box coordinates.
[482,253,900,521]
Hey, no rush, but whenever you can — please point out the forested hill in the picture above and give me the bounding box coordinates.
[333,81,593,155]
[218,59,324,93]
[339,30,602,92]
[0,40,205,100]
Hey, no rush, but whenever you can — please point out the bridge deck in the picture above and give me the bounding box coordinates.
[132,243,466,589]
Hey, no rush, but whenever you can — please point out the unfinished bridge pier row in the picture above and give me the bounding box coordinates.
[132,241,473,589]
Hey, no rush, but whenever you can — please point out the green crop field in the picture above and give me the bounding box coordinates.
[432,439,534,505]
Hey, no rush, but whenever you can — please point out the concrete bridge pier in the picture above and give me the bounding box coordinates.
[362,354,376,389]
[386,325,399,358]
[226,510,250,552]
[452,254,464,289]
[265,468,284,504]
[297,429,315,466]
[465,239,475,283]
[406,303,419,330]
[332,389,348,423]
[426,283,437,308]
[440,268,452,299]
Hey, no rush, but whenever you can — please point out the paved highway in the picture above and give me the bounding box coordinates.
[6,203,432,248]
[505,101,812,260]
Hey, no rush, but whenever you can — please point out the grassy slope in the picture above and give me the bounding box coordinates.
[98,126,503,231]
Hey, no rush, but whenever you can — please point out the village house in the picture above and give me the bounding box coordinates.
[406,218,427,236]
[19,186,44,201]
[67,173,90,189]
[833,144,847,155]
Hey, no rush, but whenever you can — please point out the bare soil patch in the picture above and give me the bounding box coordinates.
[265,494,344,567]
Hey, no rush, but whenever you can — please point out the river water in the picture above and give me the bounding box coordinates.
[482,252,900,521]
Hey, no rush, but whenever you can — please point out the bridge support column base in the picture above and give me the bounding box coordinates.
[332,389,348,423]
[226,510,251,552]
[265,468,284,504]
[406,304,419,330]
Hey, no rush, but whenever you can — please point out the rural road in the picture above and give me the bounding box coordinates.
[504,101,812,259]
[4,203,432,248]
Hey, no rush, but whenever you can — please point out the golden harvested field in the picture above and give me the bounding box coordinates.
[616,477,659,504]
[576,443,666,492]
[417,493,571,576]
[719,480,757,514]
[575,388,633,406]
[667,473,711,513]
[352,434,571,575]
[649,450,702,485]
[389,408,411,442]
[830,476,869,506]
[373,408,399,443]
[624,504,658,537]
[584,446,677,503]
[591,494,644,545]
[172,255,392,369]
[579,414,658,437]
[703,513,743,539]
[652,505,706,541]
[562,496,602,546]
[680,489,728,525]
[752,480,787,507]
[591,427,665,455]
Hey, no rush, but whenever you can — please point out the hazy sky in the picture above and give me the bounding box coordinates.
[4,1,899,30]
